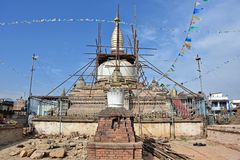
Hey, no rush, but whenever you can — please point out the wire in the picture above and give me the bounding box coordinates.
[66,59,96,94]
[140,55,199,97]
[46,58,96,96]
[182,54,240,85]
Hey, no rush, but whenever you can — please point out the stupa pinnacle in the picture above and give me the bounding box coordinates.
[111,9,124,52]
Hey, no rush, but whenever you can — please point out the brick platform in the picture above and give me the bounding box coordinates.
[87,142,142,160]
[87,107,142,160]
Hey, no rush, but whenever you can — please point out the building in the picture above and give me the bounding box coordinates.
[13,97,26,111]
[230,100,240,109]
[0,98,14,111]
[208,92,229,115]
[0,98,14,119]
[37,100,57,116]
[230,99,240,115]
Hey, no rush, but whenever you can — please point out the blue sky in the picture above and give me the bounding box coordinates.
[0,0,240,100]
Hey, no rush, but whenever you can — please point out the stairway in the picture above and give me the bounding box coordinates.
[172,99,190,119]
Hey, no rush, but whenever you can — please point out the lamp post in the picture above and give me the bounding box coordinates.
[195,54,208,137]
[27,54,38,115]
[195,54,203,93]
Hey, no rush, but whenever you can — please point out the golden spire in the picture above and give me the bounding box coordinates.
[111,7,124,51]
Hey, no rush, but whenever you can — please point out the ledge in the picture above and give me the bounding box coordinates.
[207,125,240,134]
[87,142,143,149]
[32,116,202,123]
[0,125,23,130]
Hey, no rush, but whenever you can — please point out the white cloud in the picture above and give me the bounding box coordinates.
[138,25,158,42]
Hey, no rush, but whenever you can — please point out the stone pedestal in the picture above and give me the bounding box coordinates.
[87,107,142,160]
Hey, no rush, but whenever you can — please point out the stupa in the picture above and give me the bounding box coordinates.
[87,10,142,160]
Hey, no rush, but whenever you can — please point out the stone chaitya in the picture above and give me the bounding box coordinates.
[87,67,142,159]
[94,107,135,143]
[87,107,142,159]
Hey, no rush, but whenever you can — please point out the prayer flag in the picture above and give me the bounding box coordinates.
[188,26,198,32]
[195,1,201,7]
[192,15,201,21]
[184,42,191,49]
[224,61,229,64]
[185,37,192,42]
[170,68,175,72]
[179,50,185,56]
[193,8,203,14]
[191,21,197,25]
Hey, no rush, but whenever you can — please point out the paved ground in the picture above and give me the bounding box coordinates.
[170,139,240,160]
[1,138,240,160]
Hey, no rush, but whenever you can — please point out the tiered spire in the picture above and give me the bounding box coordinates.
[111,7,124,52]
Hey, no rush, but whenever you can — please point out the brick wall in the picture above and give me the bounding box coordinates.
[87,142,142,160]
[94,117,135,143]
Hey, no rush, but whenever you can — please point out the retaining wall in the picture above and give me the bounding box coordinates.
[0,126,23,146]
[207,125,240,150]
[33,118,203,138]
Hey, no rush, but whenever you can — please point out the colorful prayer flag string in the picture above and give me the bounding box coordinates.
[158,0,208,82]
[0,18,134,27]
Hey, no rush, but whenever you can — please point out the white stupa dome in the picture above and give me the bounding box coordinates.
[97,60,137,81]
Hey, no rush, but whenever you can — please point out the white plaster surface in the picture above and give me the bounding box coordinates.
[33,121,203,138]
[175,122,203,137]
